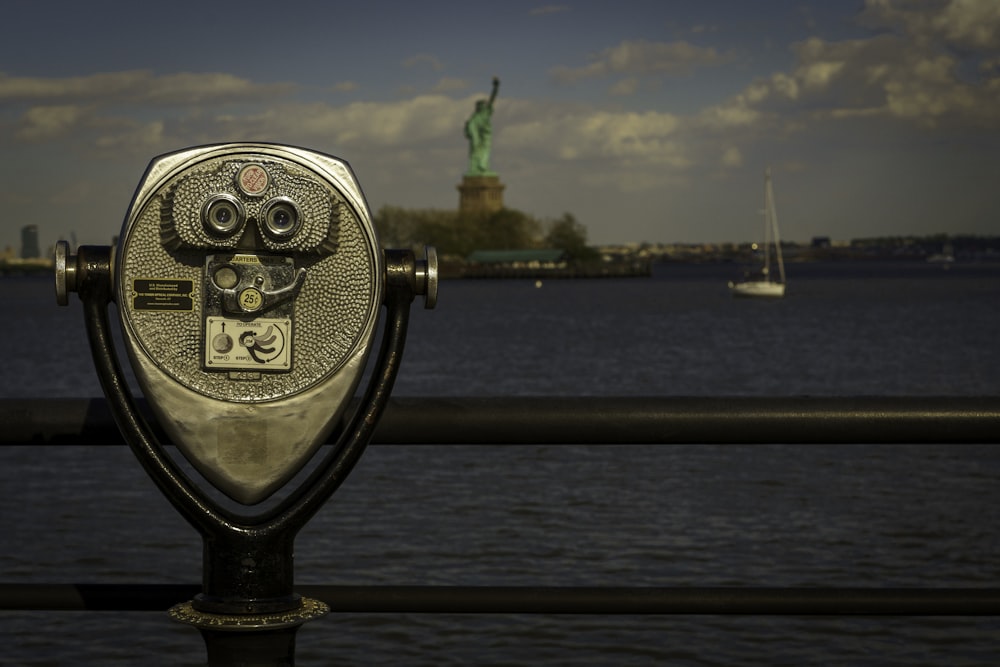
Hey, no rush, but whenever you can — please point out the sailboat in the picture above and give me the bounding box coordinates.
[728,168,786,298]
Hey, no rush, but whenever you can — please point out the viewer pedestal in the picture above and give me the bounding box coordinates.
[458,175,505,216]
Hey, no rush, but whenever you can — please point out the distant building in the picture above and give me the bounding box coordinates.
[21,225,40,259]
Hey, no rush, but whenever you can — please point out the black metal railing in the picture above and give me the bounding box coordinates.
[3,396,998,446]
[3,582,1000,616]
[2,395,999,618]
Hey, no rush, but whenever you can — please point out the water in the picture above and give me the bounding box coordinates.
[1,261,1000,665]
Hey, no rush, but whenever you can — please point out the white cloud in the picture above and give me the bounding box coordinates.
[550,39,729,84]
[799,60,846,91]
[863,0,1000,50]
[696,98,763,130]
[141,73,293,105]
[431,78,468,93]
[0,71,144,100]
[218,95,468,149]
[16,105,84,141]
[503,107,682,160]
[0,71,294,106]
[698,7,1000,135]
[93,120,166,152]
[934,0,1000,48]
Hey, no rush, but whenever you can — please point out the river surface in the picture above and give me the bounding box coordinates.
[1,261,999,665]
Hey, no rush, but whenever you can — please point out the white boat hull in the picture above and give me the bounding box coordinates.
[728,280,785,298]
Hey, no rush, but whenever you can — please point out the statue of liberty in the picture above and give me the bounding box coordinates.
[464,77,500,176]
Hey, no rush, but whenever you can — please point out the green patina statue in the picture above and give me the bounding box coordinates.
[464,76,500,176]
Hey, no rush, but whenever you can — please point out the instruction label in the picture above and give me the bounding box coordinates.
[204,317,292,371]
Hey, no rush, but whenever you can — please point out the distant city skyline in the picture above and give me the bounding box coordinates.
[0,0,997,254]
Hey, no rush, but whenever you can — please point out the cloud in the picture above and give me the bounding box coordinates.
[0,70,295,107]
[550,39,729,84]
[853,0,1000,124]
[92,120,166,152]
[140,73,294,105]
[431,78,468,93]
[211,95,469,150]
[0,71,141,101]
[696,97,764,131]
[696,1,1000,135]
[16,105,85,141]
[0,71,297,148]
[936,0,1000,49]
[862,0,1000,50]
[503,106,686,168]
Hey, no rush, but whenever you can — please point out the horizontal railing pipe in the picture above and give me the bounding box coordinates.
[2,584,999,615]
[1,396,998,446]
[3,397,999,624]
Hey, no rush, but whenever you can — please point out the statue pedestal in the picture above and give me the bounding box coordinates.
[458,175,505,216]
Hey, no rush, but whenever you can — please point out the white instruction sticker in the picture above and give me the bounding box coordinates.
[204,317,291,371]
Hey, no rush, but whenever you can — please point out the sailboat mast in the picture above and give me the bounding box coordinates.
[762,169,772,277]
[765,168,786,284]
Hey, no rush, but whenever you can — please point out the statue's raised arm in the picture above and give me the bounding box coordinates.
[489,76,500,108]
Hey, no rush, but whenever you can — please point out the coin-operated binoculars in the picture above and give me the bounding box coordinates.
[55,144,436,664]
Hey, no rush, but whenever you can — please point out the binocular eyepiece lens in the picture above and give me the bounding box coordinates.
[202,195,245,237]
[262,198,301,240]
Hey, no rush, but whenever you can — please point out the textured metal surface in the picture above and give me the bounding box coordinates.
[109,144,385,504]
[170,597,329,630]
[118,147,380,403]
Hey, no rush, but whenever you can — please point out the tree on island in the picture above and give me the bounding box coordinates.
[373,205,594,260]
[543,213,599,261]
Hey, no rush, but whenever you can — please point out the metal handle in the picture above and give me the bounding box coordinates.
[54,240,77,306]
[415,246,438,309]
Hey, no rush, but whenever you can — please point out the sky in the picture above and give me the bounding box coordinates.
[0,0,997,252]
